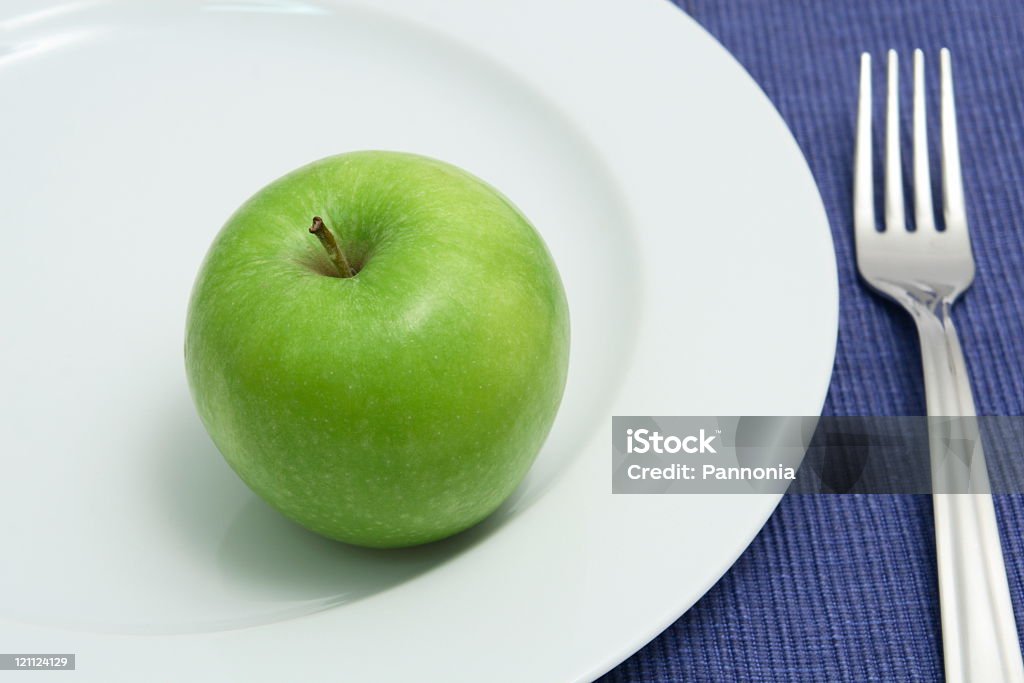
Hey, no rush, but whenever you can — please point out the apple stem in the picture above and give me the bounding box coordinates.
[309,216,355,278]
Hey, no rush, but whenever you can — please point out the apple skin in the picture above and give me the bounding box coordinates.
[185,151,570,548]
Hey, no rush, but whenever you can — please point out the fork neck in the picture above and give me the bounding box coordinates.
[885,283,960,319]
[903,297,974,419]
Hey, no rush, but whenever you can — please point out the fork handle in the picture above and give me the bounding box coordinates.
[914,305,1024,683]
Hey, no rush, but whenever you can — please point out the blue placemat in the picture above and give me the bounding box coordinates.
[604,1,1024,680]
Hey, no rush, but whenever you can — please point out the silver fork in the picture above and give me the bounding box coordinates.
[854,48,1024,682]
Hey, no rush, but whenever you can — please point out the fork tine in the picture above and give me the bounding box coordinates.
[854,52,875,237]
[913,49,937,231]
[940,48,968,233]
[885,50,906,231]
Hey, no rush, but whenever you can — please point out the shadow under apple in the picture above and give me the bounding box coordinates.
[156,391,516,629]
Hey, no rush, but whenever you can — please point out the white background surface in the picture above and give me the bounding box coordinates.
[0,0,837,680]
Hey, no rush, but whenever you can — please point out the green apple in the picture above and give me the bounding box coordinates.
[185,151,570,548]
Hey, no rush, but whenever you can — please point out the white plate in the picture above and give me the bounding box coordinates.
[0,1,837,680]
